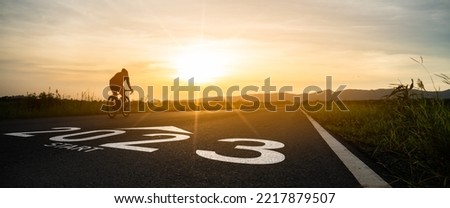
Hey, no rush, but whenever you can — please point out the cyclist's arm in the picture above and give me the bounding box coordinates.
[124,77,132,91]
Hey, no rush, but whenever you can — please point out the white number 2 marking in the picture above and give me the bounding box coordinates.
[4,127,80,138]
[100,133,190,153]
[196,138,285,165]
[120,126,192,134]
[100,126,192,153]
[50,130,126,142]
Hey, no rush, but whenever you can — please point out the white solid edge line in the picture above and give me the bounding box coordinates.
[302,110,392,188]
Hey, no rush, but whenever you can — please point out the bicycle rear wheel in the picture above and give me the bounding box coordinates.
[107,96,118,118]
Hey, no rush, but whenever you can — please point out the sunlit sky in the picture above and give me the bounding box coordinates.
[1,0,450,99]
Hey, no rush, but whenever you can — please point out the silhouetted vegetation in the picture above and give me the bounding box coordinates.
[0,89,104,119]
[308,60,450,187]
[308,99,450,187]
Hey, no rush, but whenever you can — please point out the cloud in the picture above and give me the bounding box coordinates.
[1,0,450,96]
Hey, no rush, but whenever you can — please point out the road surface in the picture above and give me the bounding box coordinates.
[0,110,391,187]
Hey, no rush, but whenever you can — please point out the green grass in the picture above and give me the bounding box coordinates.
[309,59,450,187]
[0,93,104,119]
[0,89,151,119]
[307,99,450,187]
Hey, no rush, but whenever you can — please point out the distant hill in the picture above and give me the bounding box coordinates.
[305,89,450,101]
[150,88,450,103]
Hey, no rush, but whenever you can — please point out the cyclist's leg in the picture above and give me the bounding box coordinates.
[109,84,122,110]
[110,85,121,96]
[120,85,125,105]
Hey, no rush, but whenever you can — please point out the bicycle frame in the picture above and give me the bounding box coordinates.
[106,89,132,118]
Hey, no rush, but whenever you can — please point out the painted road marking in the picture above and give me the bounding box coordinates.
[4,127,80,138]
[44,142,104,153]
[120,126,192,134]
[100,133,191,153]
[303,111,392,188]
[196,138,285,165]
[4,126,286,165]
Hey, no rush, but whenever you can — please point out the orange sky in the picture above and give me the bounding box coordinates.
[1,0,450,100]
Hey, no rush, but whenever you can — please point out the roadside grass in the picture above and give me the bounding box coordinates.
[309,58,450,187]
[0,91,104,119]
[307,75,450,187]
[0,89,154,119]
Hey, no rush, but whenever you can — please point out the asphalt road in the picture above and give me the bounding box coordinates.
[0,110,388,187]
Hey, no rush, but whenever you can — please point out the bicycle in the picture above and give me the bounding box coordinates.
[106,89,132,118]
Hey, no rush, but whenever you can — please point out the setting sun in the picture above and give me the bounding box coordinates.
[172,42,232,83]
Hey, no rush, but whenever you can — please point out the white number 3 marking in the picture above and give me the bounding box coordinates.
[196,138,285,165]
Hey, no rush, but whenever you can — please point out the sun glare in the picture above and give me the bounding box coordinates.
[172,43,232,83]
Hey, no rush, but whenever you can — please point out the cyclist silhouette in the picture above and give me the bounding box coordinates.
[110,68,133,101]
